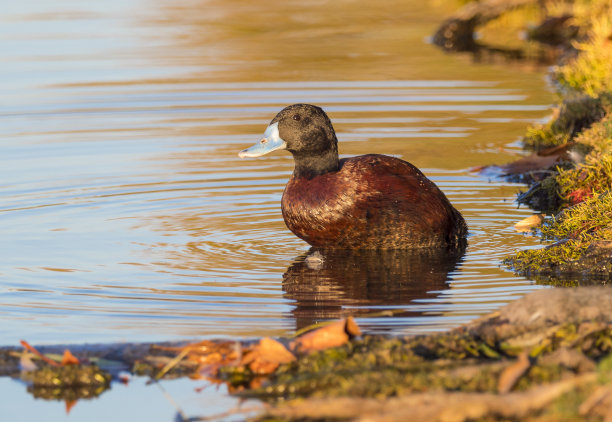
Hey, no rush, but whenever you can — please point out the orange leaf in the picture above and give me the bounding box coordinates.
[514,214,545,232]
[291,317,361,354]
[241,337,296,375]
[61,349,80,366]
[20,340,60,367]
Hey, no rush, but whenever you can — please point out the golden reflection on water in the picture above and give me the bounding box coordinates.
[0,0,555,344]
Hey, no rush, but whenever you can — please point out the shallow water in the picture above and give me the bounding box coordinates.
[0,376,259,422]
[1,0,555,349]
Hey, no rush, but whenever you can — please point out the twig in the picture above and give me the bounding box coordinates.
[20,340,60,367]
[154,381,188,422]
[154,347,191,381]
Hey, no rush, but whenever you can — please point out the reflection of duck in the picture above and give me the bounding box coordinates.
[283,247,465,330]
[239,104,467,249]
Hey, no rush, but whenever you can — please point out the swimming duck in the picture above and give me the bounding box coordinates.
[239,104,467,249]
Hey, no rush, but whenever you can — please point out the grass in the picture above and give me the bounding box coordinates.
[555,14,612,97]
[522,93,610,152]
[504,0,612,280]
[505,191,612,279]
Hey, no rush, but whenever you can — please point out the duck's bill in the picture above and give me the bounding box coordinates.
[238,122,287,158]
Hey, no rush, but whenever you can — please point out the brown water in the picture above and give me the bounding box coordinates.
[1,0,554,348]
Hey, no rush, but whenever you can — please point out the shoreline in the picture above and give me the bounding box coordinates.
[2,2,610,420]
[435,0,611,282]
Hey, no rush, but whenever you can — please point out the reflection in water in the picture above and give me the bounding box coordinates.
[284,247,465,331]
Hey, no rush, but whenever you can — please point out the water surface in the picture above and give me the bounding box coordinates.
[1,0,554,346]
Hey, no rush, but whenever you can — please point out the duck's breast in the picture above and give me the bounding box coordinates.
[282,154,462,248]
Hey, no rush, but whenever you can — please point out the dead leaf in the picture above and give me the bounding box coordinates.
[290,317,362,354]
[501,153,563,175]
[61,349,80,365]
[538,143,573,157]
[242,337,296,375]
[514,214,545,232]
[498,351,531,394]
[154,340,242,381]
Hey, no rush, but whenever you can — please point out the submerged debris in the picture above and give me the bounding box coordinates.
[22,365,111,400]
[15,341,112,401]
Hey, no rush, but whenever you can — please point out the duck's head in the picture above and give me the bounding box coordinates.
[239,104,339,178]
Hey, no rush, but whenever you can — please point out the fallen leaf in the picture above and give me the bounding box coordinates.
[514,214,545,232]
[501,153,563,175]
[61,349,80,365]
[291,317,362,354]
[242,337,296,375]
[498,351,531,394]
[538,143,573,157]
[155,340,242,381]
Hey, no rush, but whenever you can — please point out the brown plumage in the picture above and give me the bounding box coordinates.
[239,104,467,249]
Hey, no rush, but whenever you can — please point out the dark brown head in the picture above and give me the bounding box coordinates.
[238,104,340,178]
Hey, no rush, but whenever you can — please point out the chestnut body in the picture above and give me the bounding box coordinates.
[282,154,466,249]
[239,104,467,249]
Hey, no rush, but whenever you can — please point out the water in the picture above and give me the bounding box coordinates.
[0,0,554,348]
[0,376,260,422]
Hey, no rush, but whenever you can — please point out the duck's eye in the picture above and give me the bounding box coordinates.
[292,114,301,121]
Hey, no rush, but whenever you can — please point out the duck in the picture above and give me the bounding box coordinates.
[238,104,467,249]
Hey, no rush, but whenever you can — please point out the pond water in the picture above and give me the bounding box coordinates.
[1,0,554,349]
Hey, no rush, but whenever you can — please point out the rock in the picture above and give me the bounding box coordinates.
[578,240,612,272]
[468,287,612,342]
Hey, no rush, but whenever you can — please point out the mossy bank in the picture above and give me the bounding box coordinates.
[252,288,612,422]
[433,0,611,281]
[501,1,612,282]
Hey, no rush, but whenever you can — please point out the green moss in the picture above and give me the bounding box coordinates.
[522,93,610,151]
[555,114,612,205]
[20,364,111,400]
[505,192,612,280]
[21,364,111,388]
[542,385,593,422]
[234,334,505,400]
[236,319,612,404]
[515,364,565,390]
[555,14,612,97]
[508,103,612,279]
[511,8,612,272]
[542,193,612,240]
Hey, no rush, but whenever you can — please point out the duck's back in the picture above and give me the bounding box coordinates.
[281,154,466,249]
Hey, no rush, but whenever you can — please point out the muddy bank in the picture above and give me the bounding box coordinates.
[253,287,612,421]
[4,287,612,421]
